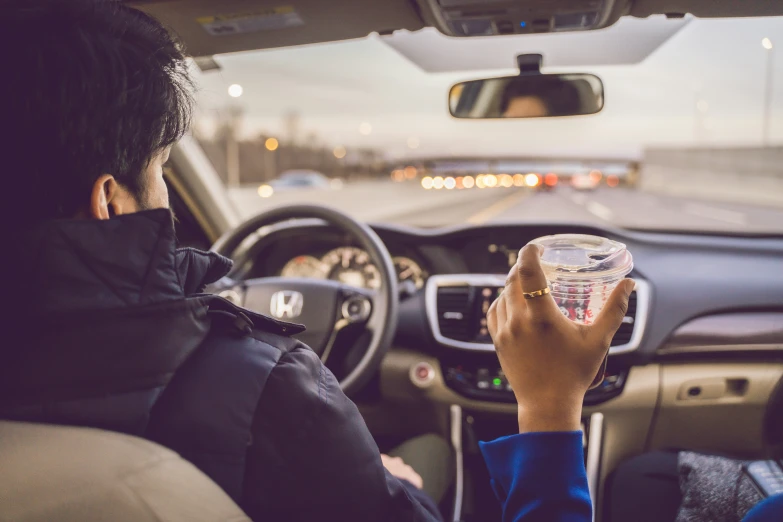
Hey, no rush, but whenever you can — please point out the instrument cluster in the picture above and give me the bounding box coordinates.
[280,246,427,291]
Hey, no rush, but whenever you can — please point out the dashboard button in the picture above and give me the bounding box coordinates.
[410,362,435,388]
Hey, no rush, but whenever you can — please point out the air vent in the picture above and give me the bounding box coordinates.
[610,290,637,346]
[437,286,471,341]
[427,275,648,354]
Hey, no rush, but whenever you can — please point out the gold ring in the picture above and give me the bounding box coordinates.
[522,287,550,300]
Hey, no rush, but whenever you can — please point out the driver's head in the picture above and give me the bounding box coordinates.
[499,77,581,117]
[1,0,193,227]
[502,95,550,118]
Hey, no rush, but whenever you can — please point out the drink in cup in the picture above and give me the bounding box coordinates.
[529,234,633,325]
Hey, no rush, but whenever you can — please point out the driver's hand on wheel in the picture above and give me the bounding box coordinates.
[487,243,635,434]
[381,454,424,490]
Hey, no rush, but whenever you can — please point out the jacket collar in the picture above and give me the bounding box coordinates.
[16,208,232,315]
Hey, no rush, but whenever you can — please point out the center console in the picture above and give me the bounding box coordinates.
[425,274,648,406]
[423,274,637,519]
[441,355,628,406]
[454,405,605,521]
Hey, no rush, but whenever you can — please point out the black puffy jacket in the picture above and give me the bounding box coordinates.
[0,209,440,521]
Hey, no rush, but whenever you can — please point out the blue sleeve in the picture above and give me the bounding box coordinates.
[479,431,591,522]
[743,494,783,522]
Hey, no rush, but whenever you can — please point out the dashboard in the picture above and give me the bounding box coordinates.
[243,225,570,292]
[240,221,783,370]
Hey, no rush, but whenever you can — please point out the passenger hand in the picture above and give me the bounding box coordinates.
[487,243,635,434]
[381,454,424,489]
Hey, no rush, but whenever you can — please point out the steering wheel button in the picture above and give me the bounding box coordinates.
[341,296,371,322]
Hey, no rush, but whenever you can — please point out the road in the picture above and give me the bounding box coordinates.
[228,182,783,233]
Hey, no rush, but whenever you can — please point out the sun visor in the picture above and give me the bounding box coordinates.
[380,16,690,72]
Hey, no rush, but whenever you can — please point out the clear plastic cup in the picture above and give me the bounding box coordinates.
[529,234,633,325]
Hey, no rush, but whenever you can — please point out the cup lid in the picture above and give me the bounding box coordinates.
[529,234,633,280]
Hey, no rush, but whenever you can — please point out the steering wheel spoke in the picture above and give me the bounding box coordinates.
[320,289,375,364]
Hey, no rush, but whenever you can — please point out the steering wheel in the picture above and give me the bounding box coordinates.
[211,205,399,396]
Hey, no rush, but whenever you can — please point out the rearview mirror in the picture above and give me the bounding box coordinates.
[449,73,604,119]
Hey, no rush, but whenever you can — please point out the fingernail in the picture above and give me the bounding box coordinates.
[626,279,636,295]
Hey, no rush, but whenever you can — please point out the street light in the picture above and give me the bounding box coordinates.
[762,37,774,146]
[263,138,278,180]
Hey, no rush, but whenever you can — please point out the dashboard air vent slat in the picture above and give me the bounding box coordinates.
[610,290,638,346]
[437,286,471,341]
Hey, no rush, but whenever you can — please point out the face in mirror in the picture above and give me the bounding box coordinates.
[449,74,604,119]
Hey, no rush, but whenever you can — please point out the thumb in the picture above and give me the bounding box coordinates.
[592,279,635,346]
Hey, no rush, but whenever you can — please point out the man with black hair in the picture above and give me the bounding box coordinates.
[0,1,445,520]
[0,3,649,522]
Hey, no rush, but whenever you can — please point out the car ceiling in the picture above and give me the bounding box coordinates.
[132,0,783,58]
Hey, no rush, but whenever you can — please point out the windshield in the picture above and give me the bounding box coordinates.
[191,16,783,233]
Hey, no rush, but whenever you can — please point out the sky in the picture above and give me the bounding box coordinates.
[191,16,783,161]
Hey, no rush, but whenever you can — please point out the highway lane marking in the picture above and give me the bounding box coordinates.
[684,203,747,225]
[466,190,529,224]
[586,201,614,221]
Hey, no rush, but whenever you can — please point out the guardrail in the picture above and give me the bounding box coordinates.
[640,147,783,207]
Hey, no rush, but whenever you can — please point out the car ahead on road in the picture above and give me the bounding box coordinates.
[264,169,342,192]
[571,173,599,191]
[539,172,559,191]
[6,2,783,522]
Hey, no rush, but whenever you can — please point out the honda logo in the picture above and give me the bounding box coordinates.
[270,290,304,319]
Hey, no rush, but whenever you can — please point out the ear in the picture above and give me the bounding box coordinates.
[89,174,121,220]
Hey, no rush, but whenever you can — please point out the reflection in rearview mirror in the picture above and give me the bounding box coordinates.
[449,74,604,119]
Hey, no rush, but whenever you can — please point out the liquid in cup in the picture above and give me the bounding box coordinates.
[529,234,633,325]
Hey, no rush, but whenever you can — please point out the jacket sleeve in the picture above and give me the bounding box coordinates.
[241,343,442,522]
[479,431,592,522]
[742,494,783,522]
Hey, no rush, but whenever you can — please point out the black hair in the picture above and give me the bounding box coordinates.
[1,0,193,224]
[499,76,582,116]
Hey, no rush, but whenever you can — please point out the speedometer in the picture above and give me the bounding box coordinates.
[321,247,381,290]
[281,255,328,279]
[393,256,426,290]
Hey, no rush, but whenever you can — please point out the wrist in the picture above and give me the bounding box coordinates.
[517,401,582,433]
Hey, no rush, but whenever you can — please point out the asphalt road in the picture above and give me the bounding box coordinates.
[229,182,783,234]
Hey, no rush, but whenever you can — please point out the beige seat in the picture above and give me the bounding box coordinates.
[0,421,250,522]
